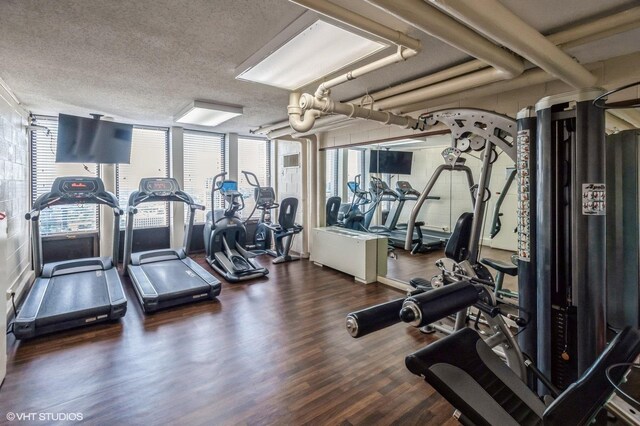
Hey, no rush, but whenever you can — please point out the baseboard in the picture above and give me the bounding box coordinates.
[6,267,35,319]
[376,276,411,292]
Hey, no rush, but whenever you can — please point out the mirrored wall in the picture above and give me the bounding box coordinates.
[323,132,518,291]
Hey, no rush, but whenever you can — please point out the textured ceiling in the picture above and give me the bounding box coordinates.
[0,0,637,135]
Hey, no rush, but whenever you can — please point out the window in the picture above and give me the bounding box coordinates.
[237,137,271,214]
[325,149,338,198]
[347,149,363,183]
[183,130,225,223]
[116,127,169,228]
[30,115,99,236]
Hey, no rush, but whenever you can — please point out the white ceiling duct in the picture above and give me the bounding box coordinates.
[429,0,597,88]
[366,0,524,78]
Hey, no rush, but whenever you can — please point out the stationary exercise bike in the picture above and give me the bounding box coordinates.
[203,172,269,282]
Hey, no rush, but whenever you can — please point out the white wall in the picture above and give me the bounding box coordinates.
[0,82,31,383]
[276,140,304,254]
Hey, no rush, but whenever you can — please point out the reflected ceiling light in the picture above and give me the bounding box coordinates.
[175,101,243,127]
[236,19,388,90]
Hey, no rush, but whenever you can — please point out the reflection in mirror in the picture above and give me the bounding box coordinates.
[323,132,518,296]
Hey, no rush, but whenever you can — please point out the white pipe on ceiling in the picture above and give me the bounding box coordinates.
[373,67,504,110]
[315,46,418,98]
[397,68,553,113]
[369,60,488,102]
[288,92,321,132]
[365,0,524,78]
[609,109,640,129]
[429,0,597,88]
[299,93,423,129]
[547,6,640,48]
[258,4,640,137]
[268,116,349,139]
[605,112,636,133]
[290,0,422,51]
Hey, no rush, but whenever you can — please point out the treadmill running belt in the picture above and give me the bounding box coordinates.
[140,259,210,298]
[37,271,111,324]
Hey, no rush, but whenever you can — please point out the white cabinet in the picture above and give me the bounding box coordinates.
[310,227,387,284]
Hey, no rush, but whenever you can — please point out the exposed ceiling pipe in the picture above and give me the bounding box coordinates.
[373,67,504,110]
[547,6,640,49]
[258,4,640,137]
[253,60,487,135]
[429,0,597,88]
[609,109,640,129]
[288,92,321,133]
[606,112,636,133]
[365,0,524,78]
[267,116,349,139]
[299,93,424,130]
[369,60,487,102]
[397,67,553,113]
[290,0,421,51]
[315,46,418,98]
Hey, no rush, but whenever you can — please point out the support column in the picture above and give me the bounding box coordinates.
[100,164,117,258]
[227,133,239,181]
[170,127,185,249]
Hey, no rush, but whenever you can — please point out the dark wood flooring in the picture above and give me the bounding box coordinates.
[2,254,459,425]
[386,246,517,291]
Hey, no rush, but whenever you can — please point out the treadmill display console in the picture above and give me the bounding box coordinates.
[141,178,178,196]
[396,181,411,192]
[60,179,98,198]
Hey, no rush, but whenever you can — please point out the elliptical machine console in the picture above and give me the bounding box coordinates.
[203,172,269,282]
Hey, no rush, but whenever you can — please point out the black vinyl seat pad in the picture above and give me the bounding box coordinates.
[406,328,545,426]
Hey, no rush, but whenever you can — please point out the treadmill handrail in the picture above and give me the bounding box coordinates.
[123,182,202,273]
[404,164,474,251]
[26,176,122,277]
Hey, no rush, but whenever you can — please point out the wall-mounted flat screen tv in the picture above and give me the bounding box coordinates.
[56,113,133,163]
[369,150,413,175]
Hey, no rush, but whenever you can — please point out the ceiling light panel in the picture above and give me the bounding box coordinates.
[175,101,243,127]
[237,20,388,90]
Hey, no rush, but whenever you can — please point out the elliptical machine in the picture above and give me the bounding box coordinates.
[326,174,372,230]
[204,172,269,282]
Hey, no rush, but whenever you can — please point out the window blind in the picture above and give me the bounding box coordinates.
[325,149,339,198]
[31,115,99,236]
[183,130,225,223]
[238,137,271,215]
[116,127,169,228]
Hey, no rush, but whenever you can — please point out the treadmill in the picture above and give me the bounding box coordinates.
[123,178,221,313]
[14,176,127,339]
[387,180,447,252]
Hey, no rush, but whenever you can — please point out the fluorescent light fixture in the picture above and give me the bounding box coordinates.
[175,101,243,127]
[236,20,388,90]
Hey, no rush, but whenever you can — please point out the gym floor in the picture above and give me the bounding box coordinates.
[2,253,461,425]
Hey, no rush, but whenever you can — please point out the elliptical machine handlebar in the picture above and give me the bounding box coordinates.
[210,172,228,194]
[241,170,261,188]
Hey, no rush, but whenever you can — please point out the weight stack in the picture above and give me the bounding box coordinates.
[534,89,607,389]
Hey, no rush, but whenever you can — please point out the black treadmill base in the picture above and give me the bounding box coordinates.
[14,303,126,340]
[131,284,220,313]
